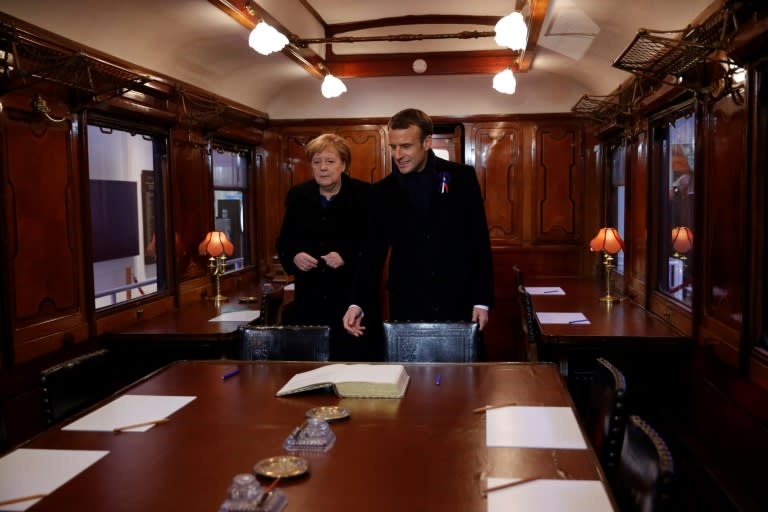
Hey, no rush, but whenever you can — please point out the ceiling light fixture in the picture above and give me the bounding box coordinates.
[248,21,288,55]
[321,74,347,98]
[494,12,528,51]
[493,68,517,94]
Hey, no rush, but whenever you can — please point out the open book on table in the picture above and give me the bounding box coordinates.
[276,364,410,398]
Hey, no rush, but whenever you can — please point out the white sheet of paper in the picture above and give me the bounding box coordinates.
[486,478,614,512]
[208,310,260,322]
[525,286,565,295]
[486,406,587,449]
[0,448,109,511]
[536,312,590,325]
[283,283,295,291]
[62,394,196,432]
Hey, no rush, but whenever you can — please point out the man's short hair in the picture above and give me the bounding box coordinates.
[388,108,433,142]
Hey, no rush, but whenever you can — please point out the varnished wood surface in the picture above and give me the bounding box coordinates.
[18,360,616,512]
[109,281,292,343]
[528,278,686,344]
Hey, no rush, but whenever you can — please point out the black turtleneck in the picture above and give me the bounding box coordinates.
[394,151,437,211]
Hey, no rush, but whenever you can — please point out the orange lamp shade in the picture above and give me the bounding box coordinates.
[199,231,234,257]
[589,227,624,254]
[672,226,694,253]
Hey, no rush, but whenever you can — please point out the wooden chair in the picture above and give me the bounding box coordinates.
[40,349,112,426]
[382,321,481,362]
[518,285,544,361]
[512,264,525,288]
[251,284,284,326]
[236,325,330,361]
[584,357,628,483]
[614,415,675,512]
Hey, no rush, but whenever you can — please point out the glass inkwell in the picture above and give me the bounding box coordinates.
[283,416,336,452]
[218,473,287,512]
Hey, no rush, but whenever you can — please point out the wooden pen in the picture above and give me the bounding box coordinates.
[113,418,170,433]
[0,493,47,507]
[472,401,517,413]
[482,476,542,496]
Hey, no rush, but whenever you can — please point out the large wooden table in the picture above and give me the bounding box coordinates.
[13,360,616,511]
[105,280,293,380]
[527,277,690,409]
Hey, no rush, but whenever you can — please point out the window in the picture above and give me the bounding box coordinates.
[654,111,695,307]
[212,147,250,272]
[87,120,168,309]
[608,142,626,274]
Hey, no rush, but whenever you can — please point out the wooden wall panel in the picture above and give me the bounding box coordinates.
[338,126,387,183]
[469,124,523,242]
[2,111,88,362]
[703,96,746,333]
[171,129,211,281]
[628,130,649,302]
[534,125,582,244]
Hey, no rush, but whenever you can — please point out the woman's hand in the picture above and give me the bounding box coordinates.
[321,251,345,269]
[293,252,318,272]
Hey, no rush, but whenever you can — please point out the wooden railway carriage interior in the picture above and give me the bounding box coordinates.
[0,1,767,510]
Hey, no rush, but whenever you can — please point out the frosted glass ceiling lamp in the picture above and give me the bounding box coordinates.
[493,69,517,94]
[321,74,347,98]
[248,21,289,55]
[494,12,528,51]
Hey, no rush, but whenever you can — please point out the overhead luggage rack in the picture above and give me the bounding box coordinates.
[0,20,150,103]
[612,7,735,84]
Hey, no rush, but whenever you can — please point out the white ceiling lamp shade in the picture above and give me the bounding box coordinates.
[494,12,528,51]
[493,69,517,94]
[321,74,347,98]
[248,21,289,55]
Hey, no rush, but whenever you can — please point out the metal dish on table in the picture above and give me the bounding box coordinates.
[305,405,351,422]
[253,455,310,478]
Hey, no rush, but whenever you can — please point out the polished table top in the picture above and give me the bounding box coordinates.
[111,280,293,342]
[13,360,616,511]
[527,278,685,344]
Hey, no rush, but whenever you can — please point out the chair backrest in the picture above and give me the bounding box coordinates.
[512,264,525,288]
[518,284,543,361]
[40,348,112,426]
[236,325,330,361]
[585,357,628,482]
[615,415,675,512]
[252,285,284,326]
[382,321,481,362]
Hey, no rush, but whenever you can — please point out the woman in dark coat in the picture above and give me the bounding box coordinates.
[277,133,371,360]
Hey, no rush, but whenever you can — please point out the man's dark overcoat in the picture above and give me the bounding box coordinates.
[357,150,494,322]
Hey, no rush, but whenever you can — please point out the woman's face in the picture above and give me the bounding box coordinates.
[311,146,346,194]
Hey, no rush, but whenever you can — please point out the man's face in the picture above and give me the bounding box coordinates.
[388,124,432,175]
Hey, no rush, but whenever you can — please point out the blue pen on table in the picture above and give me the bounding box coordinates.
[569,319,589,324]
[435,372,441,386]
[544,289,559,293]
[222,368,241,380]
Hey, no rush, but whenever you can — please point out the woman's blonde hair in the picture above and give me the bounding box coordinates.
[306,133,351,171]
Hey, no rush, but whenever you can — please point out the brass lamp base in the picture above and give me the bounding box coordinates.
[206,271,227,303]
[599,294,620,304]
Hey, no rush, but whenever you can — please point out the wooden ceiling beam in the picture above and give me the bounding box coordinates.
[209,0,548,79]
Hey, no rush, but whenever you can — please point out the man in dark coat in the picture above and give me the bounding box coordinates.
[343,108,494,337]
[277,134,371,360]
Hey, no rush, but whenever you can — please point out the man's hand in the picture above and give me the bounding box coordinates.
[321,251,345,269]
[293,252,318,272]
[343,306,366,337]
[472,307,489,331]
